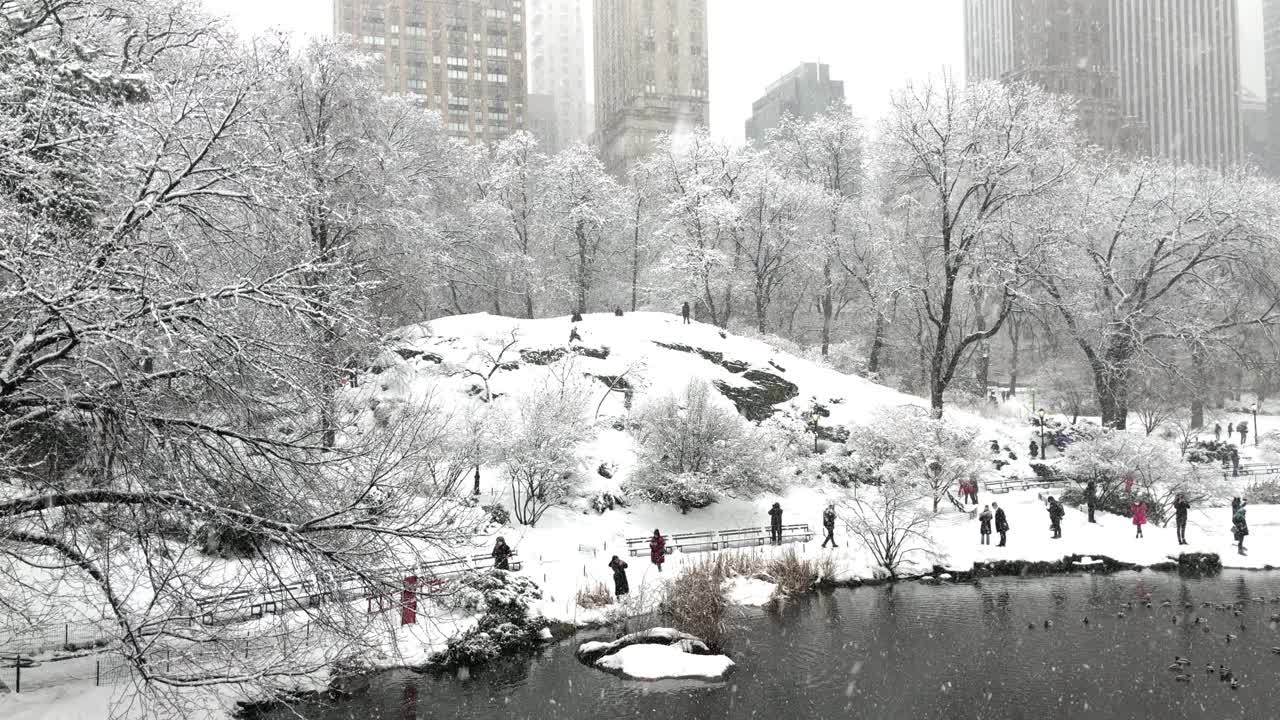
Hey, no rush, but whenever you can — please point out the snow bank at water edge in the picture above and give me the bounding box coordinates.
[723,577,779,606]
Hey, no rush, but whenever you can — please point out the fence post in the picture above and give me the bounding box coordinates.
[14,655,20,694]
[65,624,69,648]
[96,660,100,687]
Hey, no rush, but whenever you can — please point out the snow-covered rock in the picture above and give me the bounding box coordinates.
[594,644,735,681]
[576,627,709,664]
[723,576,778,606]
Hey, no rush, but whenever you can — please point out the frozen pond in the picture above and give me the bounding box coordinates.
[260,571,1280,719]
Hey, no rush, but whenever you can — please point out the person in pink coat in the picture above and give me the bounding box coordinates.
[1131,502,1148,539]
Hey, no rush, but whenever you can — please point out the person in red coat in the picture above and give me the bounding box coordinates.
[649,529,666,572]
[1131,501,1148,539]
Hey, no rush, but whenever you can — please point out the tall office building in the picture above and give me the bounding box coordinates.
[964,0,1146,154]
[1241,90,1268,168]
[965,0,1242,169]
[593,0,710,178]
[1264,0,1280,172]
[333,0,528,144]
[744,63,846,143]
[525,0,589,153]
[1111,0,1241,169]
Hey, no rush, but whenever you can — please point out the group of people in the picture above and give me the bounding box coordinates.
[1213,420,1251,445]
[606,529,667,598]
[976,503,1010,546]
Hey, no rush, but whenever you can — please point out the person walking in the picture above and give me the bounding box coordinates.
[969,478,980,505]
[649,529,666,572]
[491,536,512,570]
[1173,494,1191,545]
[609,555,630,598]
[1238,420,1249,445]
[994,502,1009,547]
[1131,501,1147,539]
[768,502,783,544]
[681,301,691,325]
[1047,496,1064,539]
[958,479,970,506]
[821,504,838,548]
[1214,422,1222,442]
[1232,500,1249,556]
[1085,479,1097,523]
[979,505,993,545]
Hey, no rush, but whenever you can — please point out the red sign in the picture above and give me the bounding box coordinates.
[401,576,417,625]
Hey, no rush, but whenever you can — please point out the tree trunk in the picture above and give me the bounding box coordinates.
[631,230,640,312]
[1190,345,1206,429]
[575,221,588,315]
[1007,319,1020,396]
[819,258,834,356]
[868,310,885,374]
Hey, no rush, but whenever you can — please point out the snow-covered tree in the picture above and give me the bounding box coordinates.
[876,78,1078,417]
[844,406,984,512]
[1036,156,1280,429]
[629,380,780,512]
[839,478,933,579]
[541,143,622,315]
[499,359,593,525]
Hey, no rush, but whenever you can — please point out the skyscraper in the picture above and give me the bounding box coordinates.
[333,0,528,144]
[965,0,1243,169]
[525,0,589,153]
[964,0,1146,154]
[593,0,710,178]
[744,63,846,143]
[1263,0,1280,172]
[1111,0,1241,169]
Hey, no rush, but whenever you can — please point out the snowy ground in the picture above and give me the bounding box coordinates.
[6,312,1280,719]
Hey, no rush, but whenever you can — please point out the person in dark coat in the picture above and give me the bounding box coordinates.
[1030,439,1039,460]
[768,502,783,544]
[978,505,993,545]
[1238,420,1249,445]
[609,555,630,597]
[491,537,512,570]
[649,529,666,572]
[1173,494,1191,545]
[473,465,481,496]
[1231,448,1241,477]
[968,478,979,505]
[821,504,837,548]
[1084,479,1097,523]
[1214,422,1222,442]
[681,301,691,324]
[993,502,1009,547]
[1232,500,1249,556]
[1047,496,1064,539]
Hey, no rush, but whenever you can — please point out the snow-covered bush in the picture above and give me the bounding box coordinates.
[628,380,780,512]
[1258,431,1280,457]
[840,478,933,579]
[843,406,984,512]
[1059,430,1226,524]
[498,360,594,525]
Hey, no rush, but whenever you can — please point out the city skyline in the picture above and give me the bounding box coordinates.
[205,0,1267,144]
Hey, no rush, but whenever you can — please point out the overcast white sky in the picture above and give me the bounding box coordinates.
[201,0,1266,142]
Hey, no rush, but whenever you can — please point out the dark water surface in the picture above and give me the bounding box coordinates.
[268,571,1280,719]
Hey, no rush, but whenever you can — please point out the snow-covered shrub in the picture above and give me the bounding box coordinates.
[1059,430,1226,524]
[628,380,780,512]
[1185,439,1234,465]
[840,478,932,579]
[498,360,594,525]
[843,406,984,512]
[482,503,510,525]
[1257,431,1280,457]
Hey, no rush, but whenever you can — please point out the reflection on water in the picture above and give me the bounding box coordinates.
[261,571,1280,720]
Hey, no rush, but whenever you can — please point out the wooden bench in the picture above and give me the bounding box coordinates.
[987,477,1072,494]
[625,524,813,556]
[1223,463,1280,479]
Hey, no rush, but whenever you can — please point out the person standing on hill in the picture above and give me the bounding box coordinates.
[1173,494,1191,545]
[821,504,838,548]
[1232,500,1249,556]
[649,529,666,572]
[1131,501,1147,539]
[609,555,630,597]
[768,502,783,544]
[994,503,1009,547]
[1084,479,1097,523]
[1047,497,1064,539]
[681,301,691,325]
[978,505,993,545]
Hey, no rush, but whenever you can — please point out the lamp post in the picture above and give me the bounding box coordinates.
[1252,403,1259,446]
[1037,409,1046,457]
